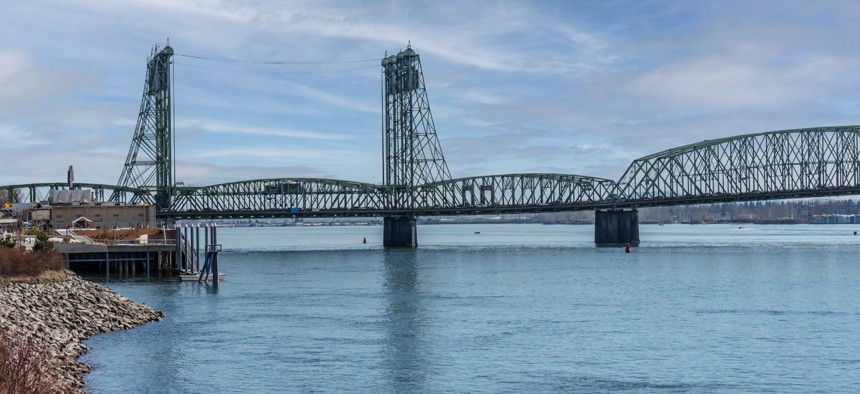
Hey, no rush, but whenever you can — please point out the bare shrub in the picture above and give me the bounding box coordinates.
[0,330,68,393]
[0,248,64,278]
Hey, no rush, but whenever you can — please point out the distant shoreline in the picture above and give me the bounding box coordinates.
[207,219,846,228]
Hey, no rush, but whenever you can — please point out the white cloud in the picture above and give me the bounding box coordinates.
[283,81,378,114]
[128,0,254,23]
[458,90,509,106]
[0,50,88,113]
[0,123,38,147]
[0,51,27,80]
[189,146,362,162]
[4,0,860,189]
[178,119,353,140]
[630,50,848,111]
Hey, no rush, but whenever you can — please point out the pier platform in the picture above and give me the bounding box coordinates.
[49,226,221,279]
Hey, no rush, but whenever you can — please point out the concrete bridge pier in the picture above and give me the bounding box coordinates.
[384,216,417,247]
[594,209,640,247]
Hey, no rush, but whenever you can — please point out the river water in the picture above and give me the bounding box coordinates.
[80,224,860,393]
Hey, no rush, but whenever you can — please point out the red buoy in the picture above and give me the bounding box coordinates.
[625,243,631,253]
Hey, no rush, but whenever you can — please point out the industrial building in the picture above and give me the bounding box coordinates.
[30,204,156,229]
[13,189,156,230]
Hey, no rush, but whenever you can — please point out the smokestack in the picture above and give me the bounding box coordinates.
[68,165,74,188]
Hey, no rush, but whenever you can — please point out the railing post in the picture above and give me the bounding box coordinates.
[211,225,219,286]
[174,224,181,272]
[195,224,200,273]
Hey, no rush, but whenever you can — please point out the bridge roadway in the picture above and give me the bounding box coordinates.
[6,126,860,245]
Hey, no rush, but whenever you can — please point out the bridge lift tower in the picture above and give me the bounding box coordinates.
[381,46,451,246]
[113,44,175,211]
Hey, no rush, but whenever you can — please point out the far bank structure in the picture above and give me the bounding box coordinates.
[2,189,216,278]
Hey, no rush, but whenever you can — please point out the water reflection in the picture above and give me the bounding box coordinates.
[381,248,427,392]
[81,274,220,393]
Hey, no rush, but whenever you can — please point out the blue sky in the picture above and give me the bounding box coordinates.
[2,0,860,187]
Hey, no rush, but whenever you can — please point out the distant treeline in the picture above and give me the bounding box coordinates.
[532,199,860,225]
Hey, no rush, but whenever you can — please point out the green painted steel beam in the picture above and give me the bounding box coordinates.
[114,43,175,210]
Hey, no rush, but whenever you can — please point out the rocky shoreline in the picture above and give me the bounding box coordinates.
[0,272,164,392]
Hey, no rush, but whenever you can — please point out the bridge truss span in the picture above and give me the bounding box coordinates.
[168,178,385,218]
[159,173,621,218]
[414,173,619,214]
[616,126,860,205]
[2,183,150,205]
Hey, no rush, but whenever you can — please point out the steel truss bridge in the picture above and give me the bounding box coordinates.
[4,44,860,244]
[104,126,860,219]
[1,183,148,206]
